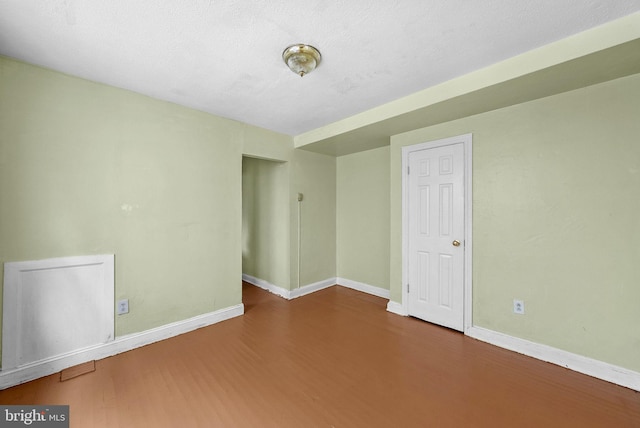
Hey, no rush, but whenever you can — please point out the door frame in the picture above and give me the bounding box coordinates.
[401,133,473,332]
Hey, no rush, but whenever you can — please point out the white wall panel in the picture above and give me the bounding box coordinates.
[3,255,114,370]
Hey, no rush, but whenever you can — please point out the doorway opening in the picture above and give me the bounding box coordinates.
[241,156,290,310]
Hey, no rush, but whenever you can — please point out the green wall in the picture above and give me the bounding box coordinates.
[290,150,336,288]
[242,157,290,289]
[336,146,390,289]
[391,73,640,372]
[0,57,289,341]
[0,57,338,361]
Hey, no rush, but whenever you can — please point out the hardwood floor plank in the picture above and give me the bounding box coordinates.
[0,282,638,427]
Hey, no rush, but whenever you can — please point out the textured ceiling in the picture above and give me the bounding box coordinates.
[1,1,639,136]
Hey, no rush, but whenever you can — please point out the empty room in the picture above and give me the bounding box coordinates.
[1,1,639,427]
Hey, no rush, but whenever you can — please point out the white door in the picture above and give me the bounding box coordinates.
[407,141,465,331]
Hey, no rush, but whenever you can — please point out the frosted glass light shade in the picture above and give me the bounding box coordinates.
[282,44,321,77]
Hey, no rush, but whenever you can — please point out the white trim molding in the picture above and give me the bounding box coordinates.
[242,274,291,299]
[290,277,336,299]
[243,274,336,300]
[337,278,390,299]
[0,304,244,390]
[243,275,392,301]
[386,301,407,316]
[466,326,640,392]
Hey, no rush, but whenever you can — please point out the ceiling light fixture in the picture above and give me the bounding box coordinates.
[282,44,321,77]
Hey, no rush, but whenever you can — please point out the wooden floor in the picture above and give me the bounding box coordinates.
[1,283,638,427]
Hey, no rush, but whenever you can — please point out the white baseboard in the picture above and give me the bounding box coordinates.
[242,274,290,299]
[243,274,392,301]
[386,300,407,316]
[243,274,336,300]
[337,277,390,299]
[466,326,640,392]
[290,277,336,299]
[0,304,244,390]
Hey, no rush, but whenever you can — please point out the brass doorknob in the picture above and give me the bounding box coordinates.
[452,240,461,247]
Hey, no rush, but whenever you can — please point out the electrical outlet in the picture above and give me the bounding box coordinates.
[513,299,525,315]
[117,299,129,315]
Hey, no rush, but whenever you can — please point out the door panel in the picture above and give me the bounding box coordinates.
[408,142,464,331]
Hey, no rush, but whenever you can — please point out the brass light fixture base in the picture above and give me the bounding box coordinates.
[282,44,322,77]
